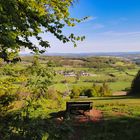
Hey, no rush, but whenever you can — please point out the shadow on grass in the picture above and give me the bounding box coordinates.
[0,110,72,140]
[71,116,140,140]
[0,109,140,140]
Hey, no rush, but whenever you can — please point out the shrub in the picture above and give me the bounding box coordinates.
[70,83,112,98]
[70,86,83,98]
[100,83,112,96]
[47,88,61,100]
[80,88,95,97]
[25,55,55,98]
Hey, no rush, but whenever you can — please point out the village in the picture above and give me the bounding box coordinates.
[56,70,96,77]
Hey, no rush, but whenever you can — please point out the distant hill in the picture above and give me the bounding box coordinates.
[21,54,137,68]
[20,52,140,64]
[44,52,140,58]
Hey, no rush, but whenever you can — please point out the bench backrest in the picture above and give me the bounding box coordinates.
[66,101,93,111]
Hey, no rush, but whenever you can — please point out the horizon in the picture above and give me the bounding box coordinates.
[20,51,140,55]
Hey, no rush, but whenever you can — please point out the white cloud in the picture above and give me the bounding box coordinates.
[99,31,140,36]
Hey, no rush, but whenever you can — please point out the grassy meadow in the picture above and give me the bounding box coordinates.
[51,66,139,93]
[0,55,140,140]
[68,96,140,140]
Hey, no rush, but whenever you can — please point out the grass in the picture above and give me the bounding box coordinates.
[0,57,140,140]
[50,67,139,93]
[2,95,140,140]
[51,80,131,93]
[50,83,68,92]
[93,96,140,118]
[67,95,140,140]
[109,81,131,92]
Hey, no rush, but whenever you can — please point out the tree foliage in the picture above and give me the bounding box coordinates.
[24,55,55,98]
[129,70,140,95]
[0,0,86,61]
[70,83,112,98]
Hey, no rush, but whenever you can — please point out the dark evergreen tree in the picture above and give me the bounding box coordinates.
[129,70,140,95]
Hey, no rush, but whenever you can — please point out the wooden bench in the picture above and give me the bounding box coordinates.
[66,101,93,114]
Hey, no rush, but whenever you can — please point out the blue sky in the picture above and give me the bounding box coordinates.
[31,0,140,53]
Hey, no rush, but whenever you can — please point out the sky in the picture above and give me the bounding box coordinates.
[31,0,140,53]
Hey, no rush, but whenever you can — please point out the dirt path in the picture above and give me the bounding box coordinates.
[69,109,103,140]
[73,109,103,123]
[55,109,104,123]
[113,91,127,96]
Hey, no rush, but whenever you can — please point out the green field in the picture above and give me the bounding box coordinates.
[51,66,139,94]
[0,56,140,140]
[63,96,140,140]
